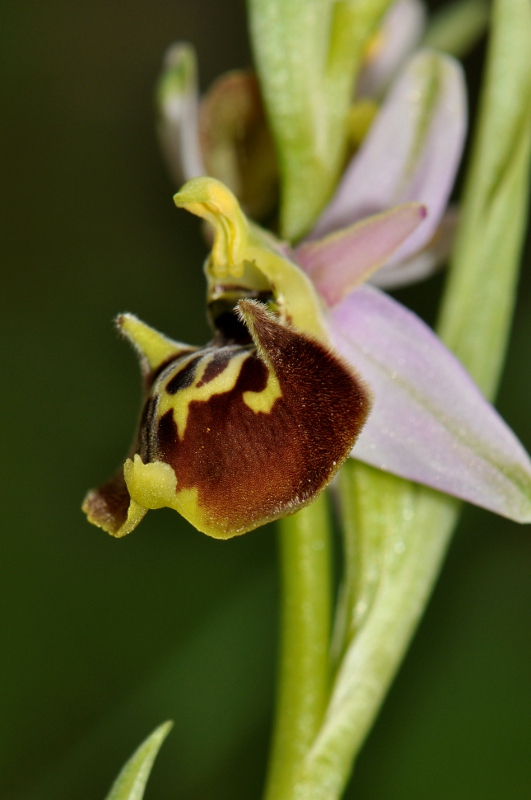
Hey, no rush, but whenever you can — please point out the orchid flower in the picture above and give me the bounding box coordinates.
[84,6,531,541]
[82,178,371,539]
[83,162,531,540]
[87,25,531,537]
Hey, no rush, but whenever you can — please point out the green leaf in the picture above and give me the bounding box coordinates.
[247,0,393,241]
[422,0,489,59]
[302,467,458,800]
[104,721,173,800]
[438,0,531,398]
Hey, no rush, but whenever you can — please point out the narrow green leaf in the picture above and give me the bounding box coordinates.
[104,721,173,800]
[422,0,489,59]
[302,467,458,800]
[247,0,393,241]
[438,0,531,398]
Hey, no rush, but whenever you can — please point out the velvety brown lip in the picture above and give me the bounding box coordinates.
[150,301,370,535]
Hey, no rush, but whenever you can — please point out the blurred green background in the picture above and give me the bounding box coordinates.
[1,1,530,798]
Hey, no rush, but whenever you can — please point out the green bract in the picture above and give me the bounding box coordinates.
[248,0,394,240]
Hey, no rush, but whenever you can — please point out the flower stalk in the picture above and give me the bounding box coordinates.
[264,493,332,800]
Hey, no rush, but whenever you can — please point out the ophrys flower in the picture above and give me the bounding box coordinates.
[84,177,531,540]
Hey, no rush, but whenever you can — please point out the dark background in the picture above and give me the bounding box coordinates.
[1,1,531,798]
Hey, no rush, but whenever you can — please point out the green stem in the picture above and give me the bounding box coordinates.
[263,492,332,800]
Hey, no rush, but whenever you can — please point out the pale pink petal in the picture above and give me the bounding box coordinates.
[294,204,426,306]
[156,43,205,187]
[357,0,427,98]
[310,51,467,266]
[371,205,458,289]
[329,286,531,522]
